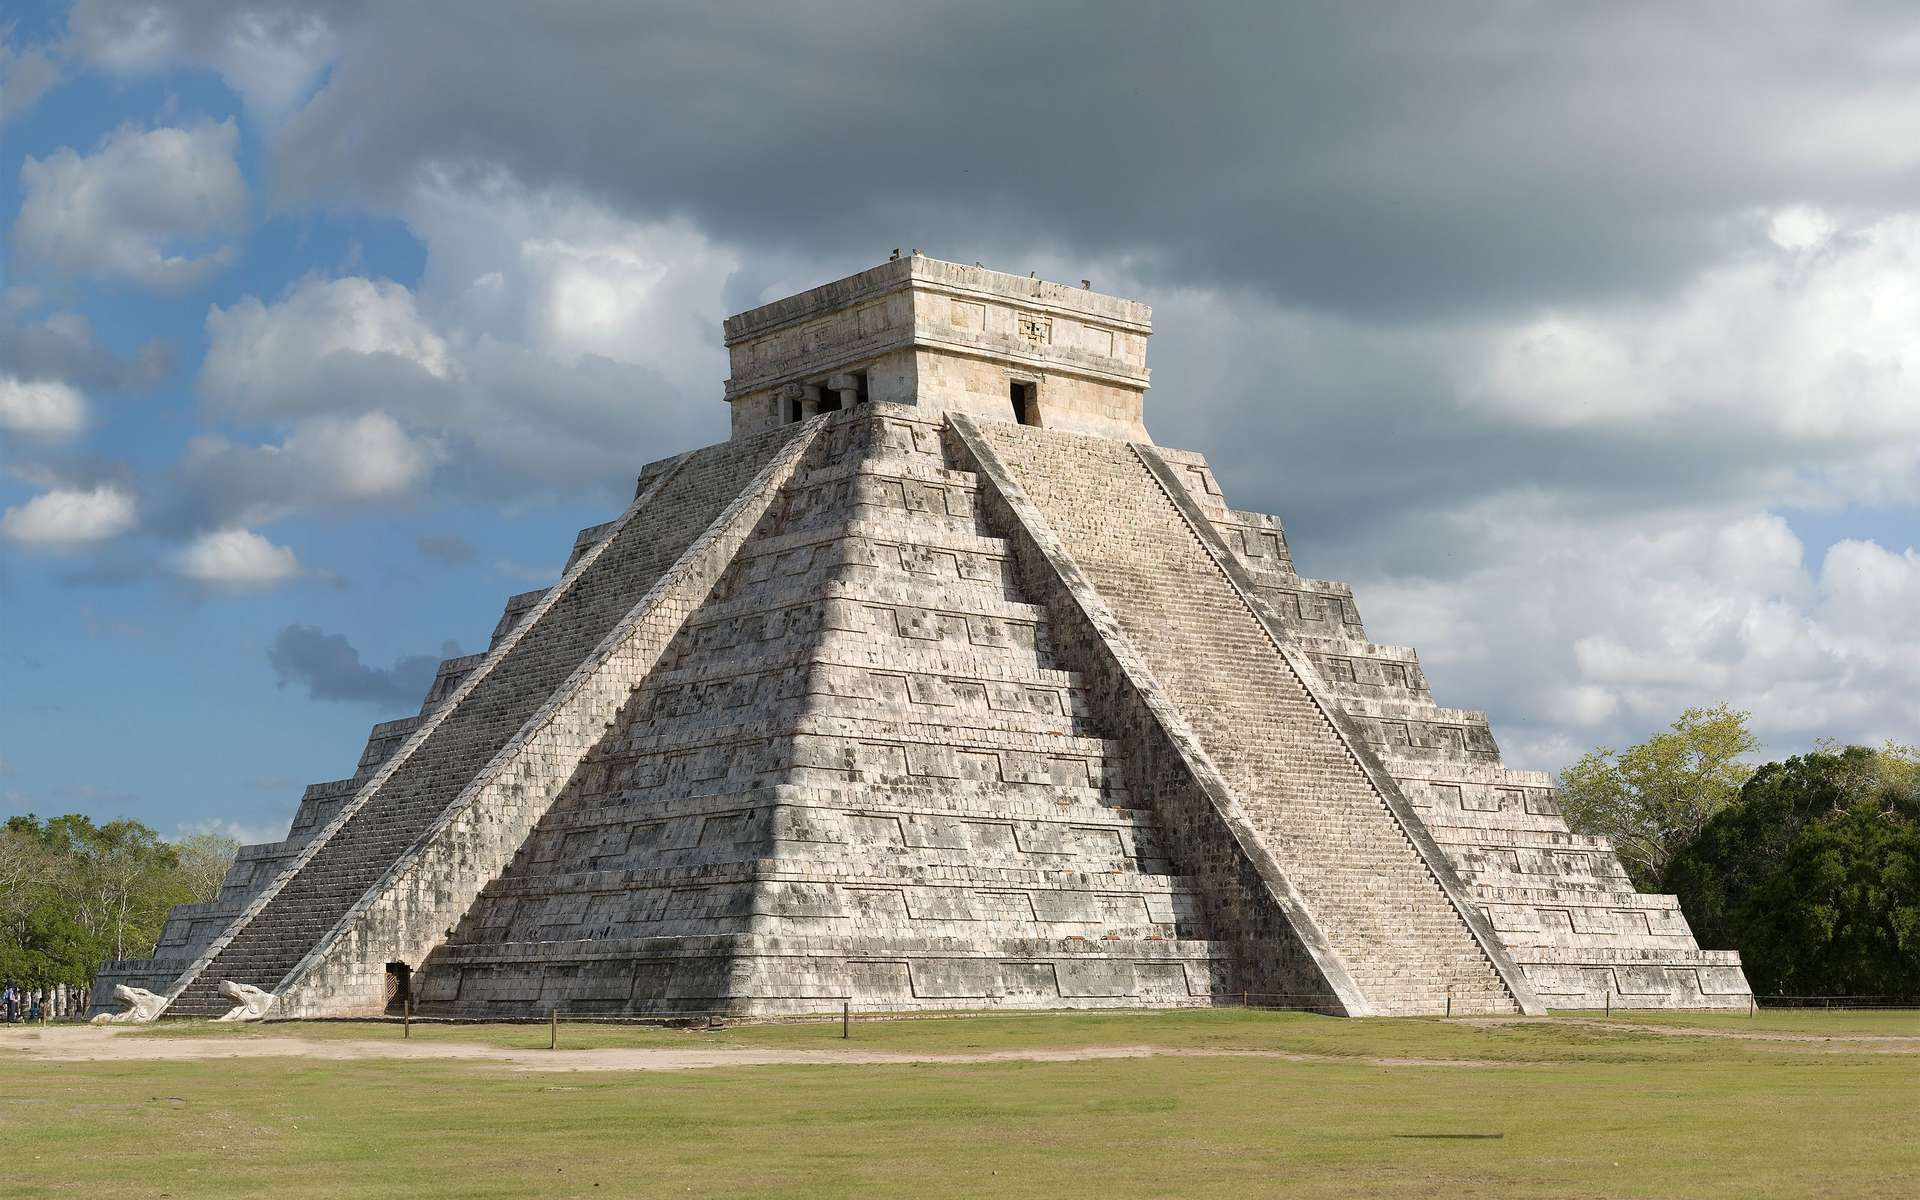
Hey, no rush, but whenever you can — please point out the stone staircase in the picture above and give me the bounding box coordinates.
[160,427,805,1017]
[409,406,1229,1015]
[1152,447,1753,1009]
[964,420,1529,1016]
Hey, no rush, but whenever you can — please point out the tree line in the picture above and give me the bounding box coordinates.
[1561,705,1920,998]
[0,814,236,990]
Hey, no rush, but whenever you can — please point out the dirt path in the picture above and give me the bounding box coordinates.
[0,1025,1507,1072]
[1461,1016,1920,1047]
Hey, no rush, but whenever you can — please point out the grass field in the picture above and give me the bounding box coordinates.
[4,1010,1915,1198]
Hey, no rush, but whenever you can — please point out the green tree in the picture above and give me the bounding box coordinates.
[1559,704,1758,890]
[0,824,55,979]
[0,814,233,988]
[1665,746,1920,997]
[174,831,240,904]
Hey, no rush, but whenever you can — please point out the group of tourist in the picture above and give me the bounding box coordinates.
[1,981,89,1023]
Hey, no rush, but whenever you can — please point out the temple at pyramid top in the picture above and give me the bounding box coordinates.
[724,254,1153,441]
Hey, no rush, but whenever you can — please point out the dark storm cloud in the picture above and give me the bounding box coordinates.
[241,1,1920,319]
[69,1,1920,549]
[267,624,453,708]
[55,0,1920,765]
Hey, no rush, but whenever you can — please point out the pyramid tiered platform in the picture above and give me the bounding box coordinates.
[94,256,1748,1020]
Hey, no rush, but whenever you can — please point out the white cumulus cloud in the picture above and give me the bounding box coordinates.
[1354,503,1920,772]
[406,169,737,389]
[194,181,736,505]
[279,411,437,500]
[1462,209,1920,472]
[0,376,87,436]
[172,527,301,588]
[12,120,247,288]
[200,275,453,422]
[175,410,440,528]
[1,485,137,548]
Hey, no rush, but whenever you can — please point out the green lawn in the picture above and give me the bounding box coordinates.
[5,1010,1916,1199]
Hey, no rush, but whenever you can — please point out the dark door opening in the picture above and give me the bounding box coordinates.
[1010,381,1038,425]
[384,962,413,1014]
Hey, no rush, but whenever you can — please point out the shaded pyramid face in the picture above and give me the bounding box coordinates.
[412,410,1233,1014]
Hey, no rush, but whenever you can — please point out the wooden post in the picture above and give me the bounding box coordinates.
[403,999,412,1038]
[550,1008,558,1050]
[1604,991,1611,1017]
[842,999,850,1039]
[1749,995,1756,1018]
[1445,991,1452,1018]
[1242,991,1250,1010]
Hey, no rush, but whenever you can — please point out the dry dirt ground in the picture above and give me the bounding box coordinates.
[7,1013,1916,1071]
[1,1023,1513,1071]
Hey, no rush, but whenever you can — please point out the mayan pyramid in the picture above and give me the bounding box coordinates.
[94,256,1751,1020]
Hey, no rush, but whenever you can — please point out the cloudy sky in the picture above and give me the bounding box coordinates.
[4,1,1919,844]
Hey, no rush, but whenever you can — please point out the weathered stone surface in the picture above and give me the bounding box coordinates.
[89,984,165,1024]
[213,980,275,1022]
[93,257,1747,1019]
[724,254,1152,442]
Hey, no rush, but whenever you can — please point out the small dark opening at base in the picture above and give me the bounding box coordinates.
[384,962,412,1014]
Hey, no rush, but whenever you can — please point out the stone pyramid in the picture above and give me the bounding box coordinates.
[94,256,1750,1021]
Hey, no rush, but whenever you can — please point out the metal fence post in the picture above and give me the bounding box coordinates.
[842,999,850,1039]
[550,1008,558,1050]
